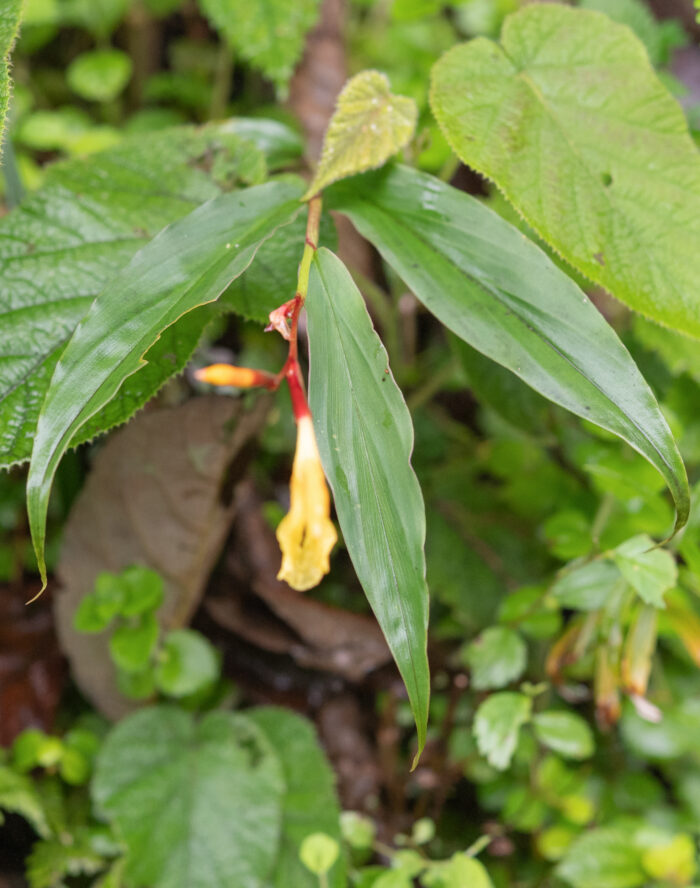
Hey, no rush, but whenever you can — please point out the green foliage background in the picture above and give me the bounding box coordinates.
[1,1,700,887]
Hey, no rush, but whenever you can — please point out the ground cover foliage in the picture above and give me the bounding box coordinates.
[1,0,700,885]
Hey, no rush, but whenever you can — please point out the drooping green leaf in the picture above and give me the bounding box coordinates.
[473,691,531,771]
[92,707,284,888]
[330,165,689,534]
[557,825,646,888]
[463,626,527,691]
[304,71,417,199]
[533,711,595,761]
[430,4,700,338]
[0,123,294,469]
[0,0,22,153]
[307,248,430,758]
[27,179,304,585]
[613,534,678,607]
[199,0,320,94]
[247,708,346,888]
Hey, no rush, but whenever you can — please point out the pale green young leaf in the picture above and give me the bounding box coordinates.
[199,0,319,94]
[557,825,646,888]
[430,4,700,338]
[92,707,284,888]
[551,561,622,611]
[533,711,595,760]
[307,248,430,759]
[27,179,304,587]
[329,165,689,535]
[67,49,132,103]
[474,692,531,771]
[613,534,678,607]
[304,71,417,199]
[463,626,527,691]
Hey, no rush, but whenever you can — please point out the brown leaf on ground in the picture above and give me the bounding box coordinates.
[206,480,391,681]
[0,585,65,746]
[54,395,270,719]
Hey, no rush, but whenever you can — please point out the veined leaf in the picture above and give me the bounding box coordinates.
[307,248,429,758]
[0,123,299,468]
[199,0,320,95]
[27,179,304,586]
[247,708,346,888]
[430,4,700,337]
[304,71,417,199]
[329,165,689,535]
[92,707,284,888]
[0,0,22,151]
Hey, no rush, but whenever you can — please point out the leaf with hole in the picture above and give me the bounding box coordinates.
[430,4,700,338]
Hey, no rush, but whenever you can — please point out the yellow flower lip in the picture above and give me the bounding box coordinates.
[276,415,337,591]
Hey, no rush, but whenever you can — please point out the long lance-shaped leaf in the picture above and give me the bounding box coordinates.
[307,248,429,758]
[329,165,689,533]
[28,181,304,586]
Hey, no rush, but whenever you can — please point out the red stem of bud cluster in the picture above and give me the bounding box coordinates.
[196,197,321,421]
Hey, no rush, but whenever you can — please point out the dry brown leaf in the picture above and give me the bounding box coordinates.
[54,395,270,719]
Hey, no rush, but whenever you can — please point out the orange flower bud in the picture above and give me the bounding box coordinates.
[276,415,337,591]
[194,363,275,388]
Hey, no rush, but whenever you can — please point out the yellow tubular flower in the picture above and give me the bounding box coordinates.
[276,415,337,591]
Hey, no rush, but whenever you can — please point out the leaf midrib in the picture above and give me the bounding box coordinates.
[313,258,426,713]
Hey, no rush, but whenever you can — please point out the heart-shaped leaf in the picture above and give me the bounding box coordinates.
[430,4,700,338]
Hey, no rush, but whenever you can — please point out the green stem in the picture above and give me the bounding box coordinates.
[591,492,615,548]
[210,43,234,120]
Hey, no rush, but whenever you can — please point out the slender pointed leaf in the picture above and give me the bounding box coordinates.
[329,165,688,533]
[430,4,700,337]
[307,248,429,756]
[28,180,304,585]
